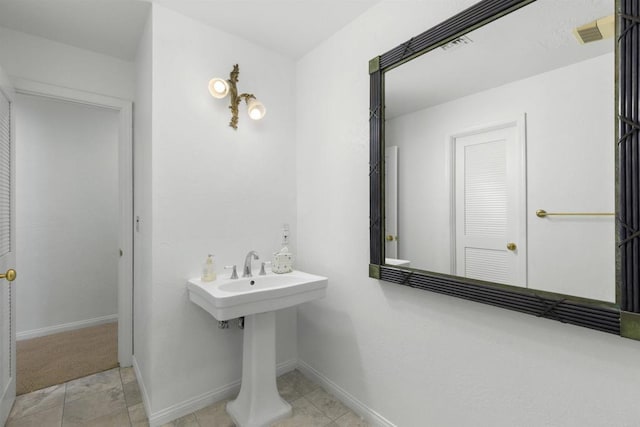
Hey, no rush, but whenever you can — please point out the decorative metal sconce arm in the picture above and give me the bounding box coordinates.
[211,64,265,130]
[230,92,256,130]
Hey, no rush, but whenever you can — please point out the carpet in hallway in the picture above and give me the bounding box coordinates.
[16,322,118,395]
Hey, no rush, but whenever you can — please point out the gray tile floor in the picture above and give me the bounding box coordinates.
[6,368,369,427]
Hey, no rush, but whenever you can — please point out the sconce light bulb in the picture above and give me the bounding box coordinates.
[208,78,229,99]
[249,107,263,120]
[247,98,266,120]
[213,81,226,93]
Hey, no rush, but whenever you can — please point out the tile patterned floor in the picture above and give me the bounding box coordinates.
[6,368,369,427]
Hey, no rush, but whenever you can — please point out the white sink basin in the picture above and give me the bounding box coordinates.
[187,270,328,321]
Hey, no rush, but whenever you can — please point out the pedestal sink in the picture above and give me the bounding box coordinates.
[187,270,328,427]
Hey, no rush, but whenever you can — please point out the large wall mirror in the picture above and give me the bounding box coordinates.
[369,0,640,339]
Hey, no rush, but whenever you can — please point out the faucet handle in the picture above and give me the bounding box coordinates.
[259,261,272,276]
[224,265,238,279]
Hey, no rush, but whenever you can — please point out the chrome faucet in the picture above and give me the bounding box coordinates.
[243,251,259,277]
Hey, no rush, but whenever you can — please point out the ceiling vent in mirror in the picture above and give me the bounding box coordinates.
[573,15,614,44]
[441,35,473,51]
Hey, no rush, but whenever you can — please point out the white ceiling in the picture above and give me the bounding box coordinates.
[0,0,151,61]
[385,0,614,118]
[0,0,380,61]
[153,0,380,59]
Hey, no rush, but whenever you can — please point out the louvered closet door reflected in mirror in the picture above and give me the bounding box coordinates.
[452,120,526,287]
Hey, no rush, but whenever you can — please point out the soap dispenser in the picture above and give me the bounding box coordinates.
[272,247,293,274]
[201,254,216,282]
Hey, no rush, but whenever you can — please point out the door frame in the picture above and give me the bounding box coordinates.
[447,114,527,284]
[13,78,133,366]
[385,145,398,259]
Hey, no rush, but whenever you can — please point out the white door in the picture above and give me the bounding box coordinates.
[385,146,398,259]
[453,120,526,286]
[0,66,16,425]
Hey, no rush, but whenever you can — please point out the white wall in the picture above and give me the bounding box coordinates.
[296,2,640,427]
[387,53,614,302]
[133,10,154,403]
[0,26,134,100]
[135,4,298,417]
[15,93,119,337]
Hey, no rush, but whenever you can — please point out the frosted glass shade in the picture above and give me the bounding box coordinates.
[247,98,266,120]
[208,78,229,98]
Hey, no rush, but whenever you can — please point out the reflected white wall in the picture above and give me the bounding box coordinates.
[387,53,614,302]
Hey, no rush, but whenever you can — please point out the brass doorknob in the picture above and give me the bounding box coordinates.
[0,269,16,282]
[386,235,394,242]
[506,243,517,251]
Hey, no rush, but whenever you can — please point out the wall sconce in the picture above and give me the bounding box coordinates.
[208,64,266,130]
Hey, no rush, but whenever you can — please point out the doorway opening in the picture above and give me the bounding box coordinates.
[13,80,132,394]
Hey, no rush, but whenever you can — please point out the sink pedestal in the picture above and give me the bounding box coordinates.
[226,311,291,427]
[187,270,328,425]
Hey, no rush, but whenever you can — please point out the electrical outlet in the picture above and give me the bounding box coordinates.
[282,223,290,245]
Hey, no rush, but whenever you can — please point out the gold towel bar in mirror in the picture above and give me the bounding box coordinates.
[536,209,614,218]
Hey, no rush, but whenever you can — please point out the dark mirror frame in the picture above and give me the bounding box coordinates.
[369,0,640,339]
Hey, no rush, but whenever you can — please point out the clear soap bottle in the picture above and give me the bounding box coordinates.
[201,254,216,282]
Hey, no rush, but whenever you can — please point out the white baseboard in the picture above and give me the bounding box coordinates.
[136,357,297,427]
[297,359,396,427]
[276,358,298,377]
[132,356,152,424]
[16,314,118,341]
[148,376,240,427]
